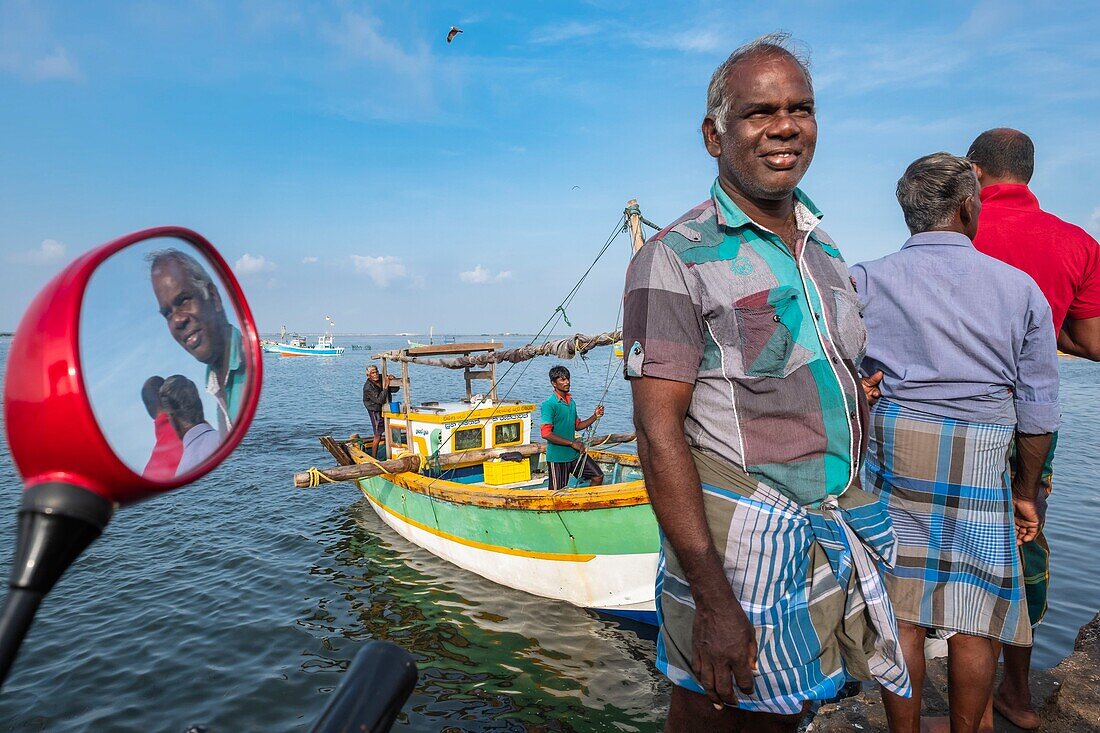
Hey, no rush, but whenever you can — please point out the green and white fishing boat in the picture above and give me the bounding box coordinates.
[314,339,659,623]
[304,202,662,622]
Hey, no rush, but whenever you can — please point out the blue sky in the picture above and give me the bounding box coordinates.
[1,0,1098,335]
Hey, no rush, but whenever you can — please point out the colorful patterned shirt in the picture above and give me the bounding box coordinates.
[622,180,869,506]
[206,324,246,436]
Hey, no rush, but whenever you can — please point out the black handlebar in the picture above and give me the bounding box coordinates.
[309,641,418,733]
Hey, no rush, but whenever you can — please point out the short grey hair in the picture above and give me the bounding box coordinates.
[896,152,978,234]
[706,32,813,135]
[147,248,215,300]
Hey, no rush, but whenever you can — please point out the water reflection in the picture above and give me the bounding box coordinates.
[79,240,251,479]
[304,503,668,732]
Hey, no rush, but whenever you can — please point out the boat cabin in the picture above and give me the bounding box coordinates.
[379,342,537,470]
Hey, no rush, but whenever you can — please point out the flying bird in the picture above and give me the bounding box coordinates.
[446,26,463,43]
[572,185,580,190]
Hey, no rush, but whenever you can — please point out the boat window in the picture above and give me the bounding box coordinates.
[390,426,407,446]
[493,421,522,447]
[453,426,483,451]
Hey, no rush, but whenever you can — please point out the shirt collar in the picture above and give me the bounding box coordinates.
[206,324,243,395]
[554,391,572,405]
[710,178,823,232]
[183,422,215,446]
[900,231,975,249]
[979,183,1040,211]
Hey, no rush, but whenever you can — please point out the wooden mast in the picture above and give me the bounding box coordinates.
[625,199,647,255]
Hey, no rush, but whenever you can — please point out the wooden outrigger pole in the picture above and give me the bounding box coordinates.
[295,432,638,487]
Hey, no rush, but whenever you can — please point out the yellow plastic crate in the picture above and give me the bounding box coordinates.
[484,458,531,486]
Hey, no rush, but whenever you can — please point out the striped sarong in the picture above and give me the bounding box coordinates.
[865,399,1031,646]
[655,449,911,715]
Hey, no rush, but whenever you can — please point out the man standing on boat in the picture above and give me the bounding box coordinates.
[149,249,247,436]
[966,128,1100,730]
[541,365,604,490]
[623,33,909,731]
[363,364,399,458]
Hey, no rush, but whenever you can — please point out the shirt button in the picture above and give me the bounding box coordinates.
[772,314,780,322]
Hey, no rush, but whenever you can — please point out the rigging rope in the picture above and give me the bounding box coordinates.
[413,212,629,488]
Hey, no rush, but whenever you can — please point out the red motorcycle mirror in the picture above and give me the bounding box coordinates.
[0,226,262,687]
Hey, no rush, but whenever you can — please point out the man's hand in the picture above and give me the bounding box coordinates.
[571,440,584,452]
[594,405,605,419]
[860,370,884,406]
[1012,497,1044,545]
[692,590,758,706]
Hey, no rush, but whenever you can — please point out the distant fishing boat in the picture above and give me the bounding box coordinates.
[267,318,345,357]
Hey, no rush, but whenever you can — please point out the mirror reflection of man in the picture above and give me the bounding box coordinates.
[148,249,245,436]
[159,375,220,477]
[140,375,183,480]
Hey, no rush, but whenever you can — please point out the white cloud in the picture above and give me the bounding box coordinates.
[302,256,319,264]
[234,253,275,275]
[0,3,82,82]
[530,21,602,45]
[27,46,80,81]
[1090,207,1100,235]
[628,28,724,54]
[351,255,407,287]
[460,265,511,285]
[7,238,65,265]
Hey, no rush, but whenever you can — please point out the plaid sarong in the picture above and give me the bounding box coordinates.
[655,449,911,715]
[865,399,1031,646]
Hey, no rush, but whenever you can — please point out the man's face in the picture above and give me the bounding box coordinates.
[367,367,380,382]
[552,375,571,394]
[152,260,227,366]
[706,53,817,201]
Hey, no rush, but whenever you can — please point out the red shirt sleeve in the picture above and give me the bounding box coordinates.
[540,424,553,438]
[1068,236,1100,320]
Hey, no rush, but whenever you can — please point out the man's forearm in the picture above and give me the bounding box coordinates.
[636,422,732,604]
[1013,432,1053,500]
[544,432,575,447]
[1059,317,1100,361]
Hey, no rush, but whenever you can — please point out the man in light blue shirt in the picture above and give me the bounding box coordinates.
[852,152,1059,733]
[159,374,221,477]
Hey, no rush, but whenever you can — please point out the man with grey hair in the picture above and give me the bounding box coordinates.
[624,33,909,731]
[852,152,1059,733]
[149,249,246,436]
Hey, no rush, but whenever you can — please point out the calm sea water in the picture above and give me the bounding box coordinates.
[0,336,1097,732]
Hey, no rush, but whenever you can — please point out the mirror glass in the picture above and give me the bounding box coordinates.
[79,238,253,481]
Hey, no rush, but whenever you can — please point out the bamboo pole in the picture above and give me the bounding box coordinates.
[294,432,637,488]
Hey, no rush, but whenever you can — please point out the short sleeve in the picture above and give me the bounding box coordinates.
[540,400,555,428]
[621,240,705,383]
[1015,286,1060,434]
[1068,234,1100,320]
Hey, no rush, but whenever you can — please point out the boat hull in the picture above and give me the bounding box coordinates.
[356,472,659,621]
[275,344,344,356]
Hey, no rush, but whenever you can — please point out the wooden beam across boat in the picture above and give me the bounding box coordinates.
[295,432,636,488]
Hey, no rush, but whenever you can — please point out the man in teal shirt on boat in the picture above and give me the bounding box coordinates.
[540,365,604,490]
[150,248,248,437]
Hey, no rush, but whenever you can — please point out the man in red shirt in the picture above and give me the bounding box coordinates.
[141,375,183,480]
[968,128,1100,730]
